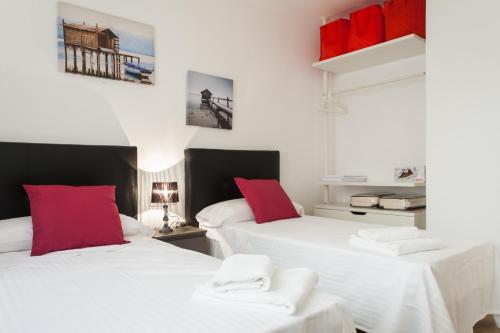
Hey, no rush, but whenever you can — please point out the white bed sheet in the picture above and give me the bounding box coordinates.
[207,216,497,333]
[0,234,355,333]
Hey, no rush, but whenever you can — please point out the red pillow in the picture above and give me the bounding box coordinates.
[234,178,300,224]
[23,185,128,256]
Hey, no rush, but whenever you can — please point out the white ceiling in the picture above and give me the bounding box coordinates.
[263,0,383,19]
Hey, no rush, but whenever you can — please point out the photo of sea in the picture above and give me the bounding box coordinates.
[186,71,234,130]
[57,2,155,85]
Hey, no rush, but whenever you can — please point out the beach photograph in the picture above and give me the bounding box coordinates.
[57,2,155,85]
[186,71,234,130]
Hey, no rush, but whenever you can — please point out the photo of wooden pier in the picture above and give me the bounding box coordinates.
[57,2,155,85]
[186,71,234,130]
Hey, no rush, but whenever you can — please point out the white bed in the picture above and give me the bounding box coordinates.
[0,234,355,333]
[203,216,498,333]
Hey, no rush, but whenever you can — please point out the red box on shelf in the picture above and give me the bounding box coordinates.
[319,18,350,61]
[347,4,385,53]
[383,0,426,41]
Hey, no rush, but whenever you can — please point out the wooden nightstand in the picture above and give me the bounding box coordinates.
[153,226,209,255]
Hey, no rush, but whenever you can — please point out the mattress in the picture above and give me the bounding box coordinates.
[206,216,497,333]
[0,235,355,333]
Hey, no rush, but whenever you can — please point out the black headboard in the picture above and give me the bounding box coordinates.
[184,148,279,225]
[0,142,138,220]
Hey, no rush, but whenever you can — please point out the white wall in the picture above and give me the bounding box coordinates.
[426,0,500,244]
[427,0,500,308]
[0,0,324,224]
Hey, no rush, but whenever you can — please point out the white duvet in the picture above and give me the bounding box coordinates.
[0,235,355,333]
[208,216,497,333]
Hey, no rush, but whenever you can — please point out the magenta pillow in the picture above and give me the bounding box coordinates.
[23,185,128,256]
[234,178,300,224]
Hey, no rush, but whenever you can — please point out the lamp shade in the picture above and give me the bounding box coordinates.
[151,182,179,204]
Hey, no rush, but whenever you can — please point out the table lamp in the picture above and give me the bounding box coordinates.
[151,181,179,234]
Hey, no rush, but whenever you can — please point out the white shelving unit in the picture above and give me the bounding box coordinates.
[313,34,426,74]
[316,202,425,216]
[315,33,427,179]
[315,202,426,229]
[320,180,425,204]
[320,180,425,187]
[313,32,427,228]
[318,181,426,228]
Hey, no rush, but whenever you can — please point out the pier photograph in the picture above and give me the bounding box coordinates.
[186,71,234,130]
[57,2,155,85]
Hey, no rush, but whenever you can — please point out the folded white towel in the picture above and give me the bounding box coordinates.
[208,254,273,293]
[358,226,420,242]
[349,235,444,256]
[194,268,318,315]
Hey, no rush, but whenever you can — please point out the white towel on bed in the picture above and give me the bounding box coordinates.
[208,254,273,293]
[349,235,444,256]
[358,226,420,242]
[194,268,318,315]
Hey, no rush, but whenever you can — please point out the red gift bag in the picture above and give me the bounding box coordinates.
[383,0,426,41]
[320,19,350,61]
[347,5,385,52]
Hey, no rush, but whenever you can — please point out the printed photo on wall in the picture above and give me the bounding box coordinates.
[394,166,426,182]
[186,70,234,130]
[57,2,155,85]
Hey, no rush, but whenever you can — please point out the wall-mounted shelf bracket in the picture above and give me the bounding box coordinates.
[317,90,349,115]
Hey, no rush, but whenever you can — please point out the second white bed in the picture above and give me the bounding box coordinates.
[204,216,497,333]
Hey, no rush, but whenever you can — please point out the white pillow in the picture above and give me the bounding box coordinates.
[0,216,33,253]
[120,214,155,237]
[196,198,305,228]
[0,214,153,253]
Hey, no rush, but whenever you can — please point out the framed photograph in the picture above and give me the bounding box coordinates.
[186,70,234,130]
[394,166,425,182]
[57,2,155,85]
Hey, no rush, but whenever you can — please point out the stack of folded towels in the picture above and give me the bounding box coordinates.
[193,254,318,315]
[349,226,444,256]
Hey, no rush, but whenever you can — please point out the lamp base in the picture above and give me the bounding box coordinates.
[158,223,173,234]
[158,204,173,234]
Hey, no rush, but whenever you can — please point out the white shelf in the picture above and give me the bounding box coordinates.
[315,202,425,217]
[320,180,426,187]
[312,34,426,74]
